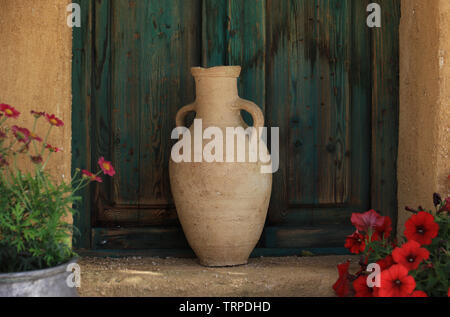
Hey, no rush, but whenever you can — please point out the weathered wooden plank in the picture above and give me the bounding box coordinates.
[349,0,371,209]
[72,0,93,249]
[92,227,190,250]
[227,0,266,121]
[285,0,319,206]
[138,0,201,209]
[266,0,373,226]
[92,0,112,226]
[77,247,349,258]
[264,225,354,249]
[371,0,400,231]
[91,226,353,251]
[96,205,179,227]
[265,0,289,224]
[202,0,228,66]
[316,0,351,205]
[111,0,141,205]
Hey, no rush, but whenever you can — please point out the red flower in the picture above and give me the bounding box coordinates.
[353,275,376,297]
[378,265,416,297]
[376,255,395,271]
[98,157,115,176]
[45,143,61,153]
[410,290,428,297]
[404,211,439,245]
[31,110,45,118]
[0,104,20,118]
[11,125,30,143]
[345,232,366,254]
[392,240,430,271]
[440,197,450,212]
[375,216,392,239]
[448,287,450,297]
[351,209,385,233]
[45,113,64,127]
[333,261,352,297]
[82,170,103,183]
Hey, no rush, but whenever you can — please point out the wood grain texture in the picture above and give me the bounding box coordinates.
[349,0,371,209]
[92,227,189,249]
[265,0,366,226]
[92,0,112,227]
[227,0,266,123]
[94,0,201,225]
[73,0,400,252]
[315,0,351,205]
[91,226,352,252]
[371,0,400,231]
[77,246,349,258]
[202,0,228,66]
[72,0,93,249]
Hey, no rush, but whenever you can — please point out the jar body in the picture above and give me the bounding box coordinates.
[169,66,272,266]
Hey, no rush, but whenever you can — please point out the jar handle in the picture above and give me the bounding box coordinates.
[236,98,264,128]
[175,103,196,127]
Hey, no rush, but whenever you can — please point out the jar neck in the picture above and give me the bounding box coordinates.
[194,77,240,124]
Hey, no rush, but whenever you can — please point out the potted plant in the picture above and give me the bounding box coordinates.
[332,181,449,297]
[0,104,115,297]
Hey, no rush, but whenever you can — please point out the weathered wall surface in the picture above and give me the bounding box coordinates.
[398,0,450,234]
[0,0,72,218]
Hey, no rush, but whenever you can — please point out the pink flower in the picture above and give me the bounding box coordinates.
[45,143,62,153]
[351,209,385,233]
[0,104,20,118]
[45,113,64,127]
[11,125,31,143]
[30,110,45,118]
[82,170,103,183]
[375,216,392,239]
[98,157,115,176]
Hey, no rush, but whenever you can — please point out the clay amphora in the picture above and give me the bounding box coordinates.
[169,66,272,266]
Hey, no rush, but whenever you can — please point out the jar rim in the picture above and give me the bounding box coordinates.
[191,66,241,78]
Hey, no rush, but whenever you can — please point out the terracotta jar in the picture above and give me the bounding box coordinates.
[169,66,272,266]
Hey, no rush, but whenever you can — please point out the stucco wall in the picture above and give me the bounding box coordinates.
[0,0,72,193]
[0,0,72,226]
[398,0,450,234]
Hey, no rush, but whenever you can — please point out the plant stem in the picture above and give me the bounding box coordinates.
[40,126,52,156]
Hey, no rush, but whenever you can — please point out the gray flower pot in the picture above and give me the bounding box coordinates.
[0,258,79,297]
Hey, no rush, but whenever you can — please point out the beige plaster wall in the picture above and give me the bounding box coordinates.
[398,0,450,234]
[0,2,72,178]
[0,0,72,219]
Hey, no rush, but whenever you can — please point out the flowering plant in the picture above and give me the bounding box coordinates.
[333,184,449,297]
[0,104,115,273]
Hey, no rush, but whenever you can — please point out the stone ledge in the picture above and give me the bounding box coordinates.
[78,255,359,297]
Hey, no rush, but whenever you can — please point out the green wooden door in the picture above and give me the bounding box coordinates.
[72,0,399,255]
